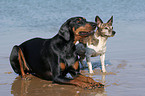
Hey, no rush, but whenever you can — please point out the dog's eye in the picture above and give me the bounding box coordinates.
[77,21,80,23]
[105,27,108,29]
[77,18,85,23]
[77,20,83,24]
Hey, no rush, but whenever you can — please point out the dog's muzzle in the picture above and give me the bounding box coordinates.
[79,31,94,36]
[111,31,116,37]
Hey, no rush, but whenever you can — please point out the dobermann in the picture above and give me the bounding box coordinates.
[10,17,104,89]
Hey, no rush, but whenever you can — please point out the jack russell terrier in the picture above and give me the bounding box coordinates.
[76,16,116,73]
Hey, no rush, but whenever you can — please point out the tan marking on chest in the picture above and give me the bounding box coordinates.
[73,61,79,70]
[60,63,66,70]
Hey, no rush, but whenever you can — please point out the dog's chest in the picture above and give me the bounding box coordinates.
[86,36,107,56]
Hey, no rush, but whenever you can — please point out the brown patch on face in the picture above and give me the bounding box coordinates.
[79,18,82,20]
[73,61,79,70]
[73,24,94,36]
[60,63,66,70]
[83,17,86,20]
[73,24,94,43]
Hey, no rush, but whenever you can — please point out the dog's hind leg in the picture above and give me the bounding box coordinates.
[18,49,26,78]
[100,53,106,73]
[10,46,29,78]
[18,48,30,78]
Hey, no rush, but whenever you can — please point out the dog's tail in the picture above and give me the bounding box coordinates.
[10,45,30,76]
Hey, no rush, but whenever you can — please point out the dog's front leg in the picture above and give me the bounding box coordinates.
[51,61,92,89]
[86,56,93,73]
[74,74,104,88]
[100,53,106,73]
[52,61,96,89]
[69,61,104,89]
[80,56,86,68]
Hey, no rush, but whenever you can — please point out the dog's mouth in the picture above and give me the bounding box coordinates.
[79,31,94,36]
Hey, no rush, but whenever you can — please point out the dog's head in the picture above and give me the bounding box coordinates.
[59,17,97,42]
[95,16,116,37]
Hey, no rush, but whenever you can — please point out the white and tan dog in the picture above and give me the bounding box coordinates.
[76,16,116,73]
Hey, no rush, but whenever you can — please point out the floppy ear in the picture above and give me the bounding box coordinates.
[107,16,113,25]
[58,20,70,41]
[95,16,103,27]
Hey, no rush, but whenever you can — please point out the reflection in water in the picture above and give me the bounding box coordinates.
[102,75,106,84]
[11,75,105,96]
[88,72,106,86]
[11,60,124,96]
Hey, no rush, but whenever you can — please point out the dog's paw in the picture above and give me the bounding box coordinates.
[21,74,32,80]
[79,82,104,90]
[85,83,104,90]
[102,70,107,73]
[94,82,104,88]
[89,70,94,74]
[76,81,96,90]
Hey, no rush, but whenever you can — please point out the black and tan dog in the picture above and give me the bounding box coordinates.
[10,17,104,89]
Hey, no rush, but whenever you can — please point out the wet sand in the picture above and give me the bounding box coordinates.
[1,55,145,96]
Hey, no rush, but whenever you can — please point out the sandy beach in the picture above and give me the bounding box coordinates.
[1,55,145,96]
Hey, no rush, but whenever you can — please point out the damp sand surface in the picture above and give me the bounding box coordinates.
[1,57,145,96]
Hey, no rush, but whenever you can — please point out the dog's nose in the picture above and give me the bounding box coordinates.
[112,31,116,35]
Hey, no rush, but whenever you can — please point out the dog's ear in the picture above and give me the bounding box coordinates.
[107,16,113,25]
[95,16,103,27]
[58,20,71,41]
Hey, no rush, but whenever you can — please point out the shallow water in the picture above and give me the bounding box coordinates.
[0,0,145,96]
